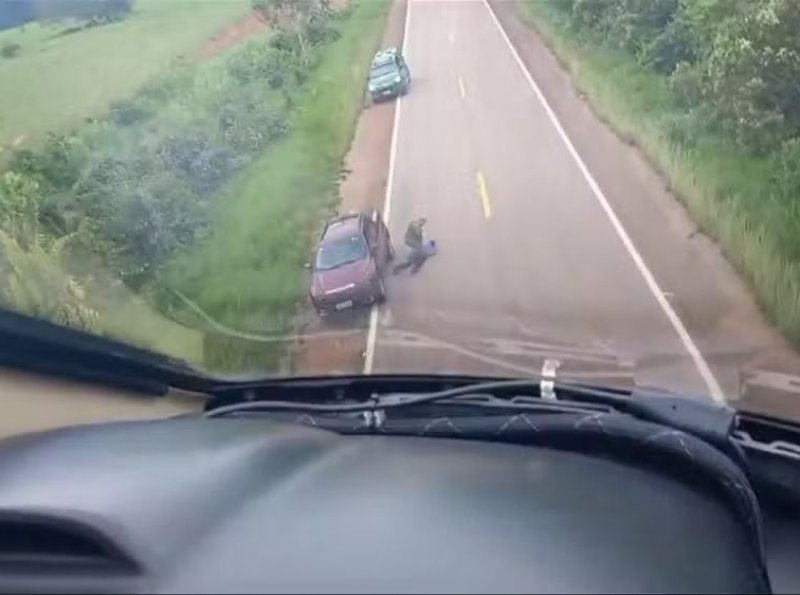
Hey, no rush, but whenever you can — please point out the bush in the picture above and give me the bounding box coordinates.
[102,172,209,285]
[10,134,87,195]
[159,132,238,198]
[220,105,290,152]
[2,0,337,311]
[553,0,800,156]
[109,99,153,127]
[1,42,21,59]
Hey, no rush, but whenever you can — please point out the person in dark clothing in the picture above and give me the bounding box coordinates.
[393,217,431,275]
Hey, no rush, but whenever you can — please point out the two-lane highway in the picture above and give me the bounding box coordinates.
[366,0,724,398]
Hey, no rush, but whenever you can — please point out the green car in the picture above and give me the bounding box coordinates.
[368,47,411,102]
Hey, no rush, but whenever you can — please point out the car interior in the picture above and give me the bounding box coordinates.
[0,309,798,594]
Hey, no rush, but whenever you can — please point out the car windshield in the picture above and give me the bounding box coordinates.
[1,0,799,430]
[370,61,398,78]
[315,234,368,271]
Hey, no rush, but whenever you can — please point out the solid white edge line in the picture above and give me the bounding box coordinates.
[364,0,412,375]
[481,0,725,404]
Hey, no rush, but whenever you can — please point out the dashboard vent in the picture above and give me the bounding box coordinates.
[0,516,135,570]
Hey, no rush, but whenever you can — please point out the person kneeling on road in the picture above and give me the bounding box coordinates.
[393,217,435,275]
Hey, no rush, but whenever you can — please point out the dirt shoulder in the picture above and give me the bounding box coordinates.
[198,11,268,60]
[490,1,800,418]
[293,0,407,376]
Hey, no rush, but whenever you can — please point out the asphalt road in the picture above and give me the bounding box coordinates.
[366,0,800,404]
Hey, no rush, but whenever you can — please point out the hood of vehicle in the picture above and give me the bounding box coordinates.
[312,258,374,296]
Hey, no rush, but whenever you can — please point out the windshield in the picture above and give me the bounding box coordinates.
[370,62,398,79]
[1,0,799,426]
[315,234,367,271]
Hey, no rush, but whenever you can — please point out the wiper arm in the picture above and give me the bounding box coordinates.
[205,391,611,418]
[205,377,737,453]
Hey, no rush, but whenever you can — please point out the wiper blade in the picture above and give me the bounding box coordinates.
[205,378,737,453]
[205,379,615,417]
[205,391,610,418]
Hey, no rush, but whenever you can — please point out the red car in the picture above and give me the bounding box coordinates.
[310,210,394,315]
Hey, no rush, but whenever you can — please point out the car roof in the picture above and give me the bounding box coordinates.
[322,214,363,242]
[371,47,399,67]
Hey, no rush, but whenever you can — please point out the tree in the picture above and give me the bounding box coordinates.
[557,0,800,153]
[252,0,332,66]
[677,0,800,151]
[34,0,135,25]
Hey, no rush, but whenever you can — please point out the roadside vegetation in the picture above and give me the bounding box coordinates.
[160,0,391,372]
[520,0,800,348]
[0,0,390,372]
[0,0,249,151]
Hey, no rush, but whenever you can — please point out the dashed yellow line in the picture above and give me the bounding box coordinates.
[458,75,466,99]
[477,170,492,219]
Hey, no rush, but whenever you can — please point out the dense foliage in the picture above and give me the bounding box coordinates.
[553,0,800,155]
[0,0,338,334]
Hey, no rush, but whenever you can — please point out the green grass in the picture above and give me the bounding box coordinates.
[519,1,800,349]
[159,0,391,373]
[0,0,249,150]
[103,294,204,365]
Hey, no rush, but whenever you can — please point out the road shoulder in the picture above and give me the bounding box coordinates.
[293,0,408,376]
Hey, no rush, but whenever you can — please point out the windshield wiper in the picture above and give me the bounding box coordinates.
[205,377,737,453]
[0,307,214,396]
[317,254,366,271]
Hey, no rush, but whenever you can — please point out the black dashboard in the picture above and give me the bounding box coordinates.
[0,417,770,593]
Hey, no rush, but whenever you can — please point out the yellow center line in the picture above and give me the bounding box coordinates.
[477,171,492,219]
[458,75,466,99]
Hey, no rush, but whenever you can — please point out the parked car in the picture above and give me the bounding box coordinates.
[368,47,411,102]
[310,210,394,315]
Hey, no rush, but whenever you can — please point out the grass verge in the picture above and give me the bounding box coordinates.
[518,1,800,350]
[159,0,391,373]
[0,0,249,150]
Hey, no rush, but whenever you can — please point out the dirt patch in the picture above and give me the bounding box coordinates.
[293,0,407,376]
[329,0,351,11]
[198,11,268,60]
